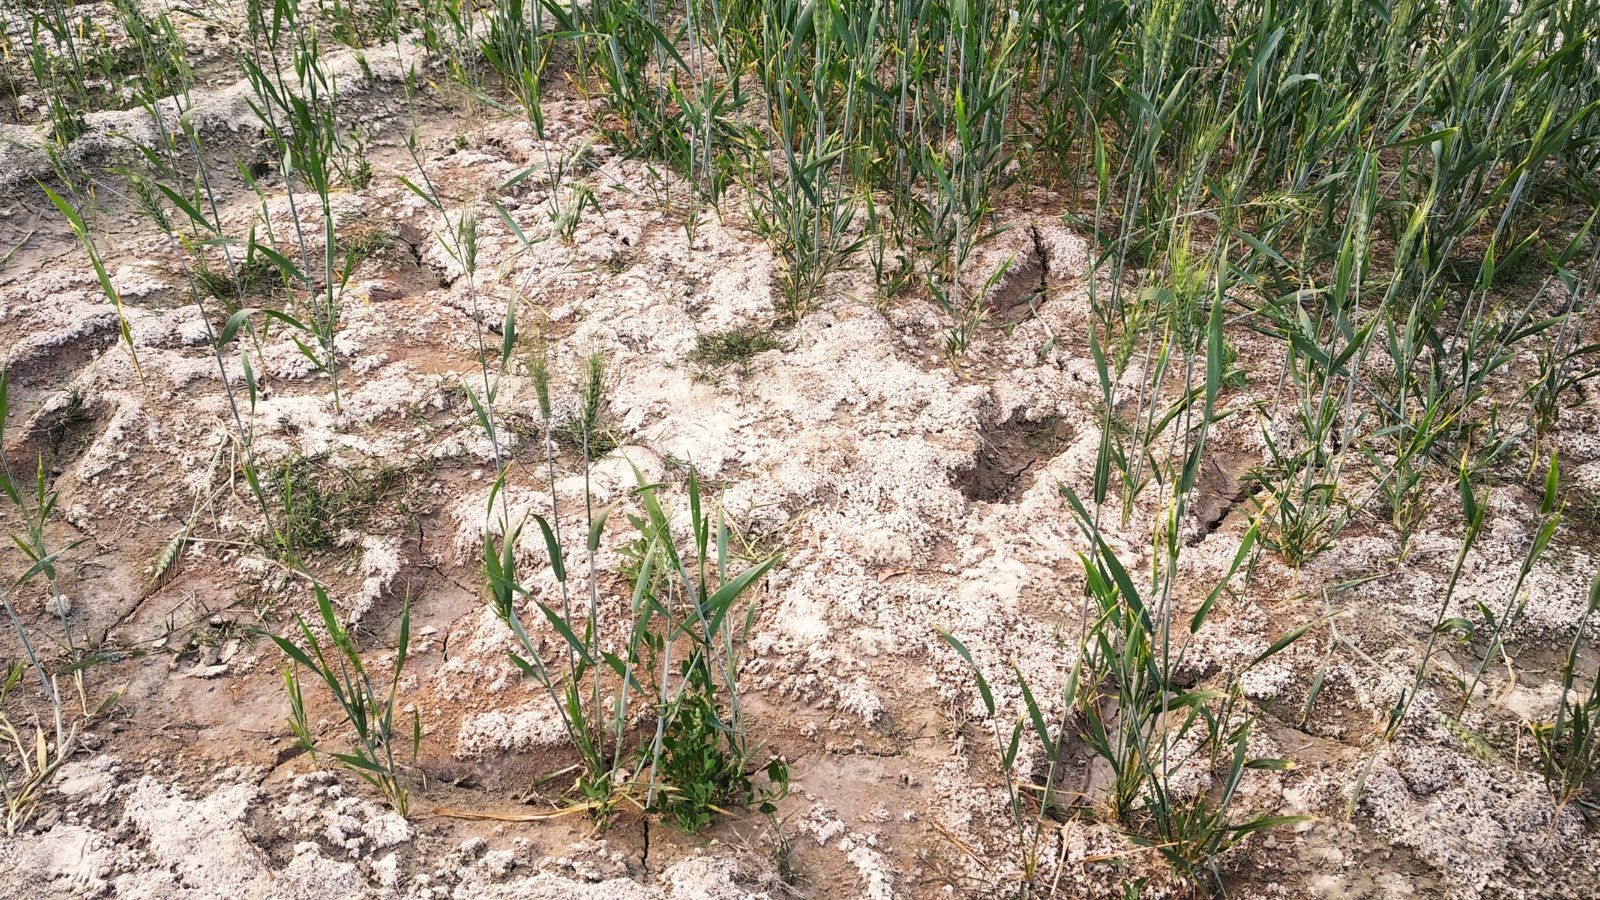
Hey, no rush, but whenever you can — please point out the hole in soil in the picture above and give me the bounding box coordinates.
[5,388,108,477]
[957,414,1073,503]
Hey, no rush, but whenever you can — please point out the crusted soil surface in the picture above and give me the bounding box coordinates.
[4,16,1600,900]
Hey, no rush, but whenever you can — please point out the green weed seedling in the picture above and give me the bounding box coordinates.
[688,326,789,379]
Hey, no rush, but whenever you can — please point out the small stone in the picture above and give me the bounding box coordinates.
[482,849,516,878]
[43,594,71,617]
[372,853,400,888]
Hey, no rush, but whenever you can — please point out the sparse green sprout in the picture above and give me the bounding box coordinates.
[0,369,121,835]
[271,587,419,816]
[194,251,278,307]
[483,354,781,826]
[553,183,600,245]
[1532,572,1600,823]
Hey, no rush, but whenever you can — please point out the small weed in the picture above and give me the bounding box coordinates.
[688,326,788,377]
[760,797,801,886]
[335,127,376,191]
[602,249,632,274]
[194,252,278,307]
[267,455,429,558]
[650,689,751,832]
[341,225,394,271]
[551,421,621,458]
